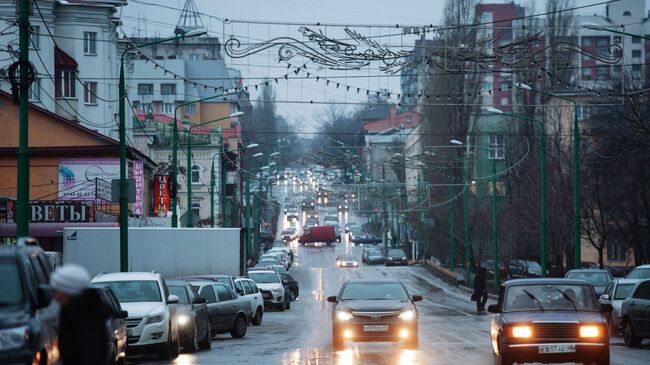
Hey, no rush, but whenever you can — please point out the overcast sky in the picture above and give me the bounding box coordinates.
[120,0,618,133]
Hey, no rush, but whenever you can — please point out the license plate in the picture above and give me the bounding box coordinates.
[363,325,388,332]
[538,344,576,354]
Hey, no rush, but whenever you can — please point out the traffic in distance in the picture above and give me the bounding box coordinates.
[2,167,649,365]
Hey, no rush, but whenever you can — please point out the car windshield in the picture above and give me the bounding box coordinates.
[168,285,189,304]
[503,284,598,312]
[369,252,383,258]
[626,268,650,279]
[213,277,233,289]
[0,258,23,306]
[388,249,406,256]
[249,272,280,283]
[340,282,409,301]
[339,255,355,261]
[566,272,611,286]
[614,283,636,300]
[101,280,162,303]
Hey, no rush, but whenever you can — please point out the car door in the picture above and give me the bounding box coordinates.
[213,284,238,329]
[104,288,127,351]
[630,281,650,335]
[187,285,209,336]
[197,285,221,331]
[27,253,59,361]
[240,280,256,313]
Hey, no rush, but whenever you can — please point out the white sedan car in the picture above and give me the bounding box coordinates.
[234,277,265,326]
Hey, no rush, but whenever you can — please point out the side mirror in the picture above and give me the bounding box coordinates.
[36,284,52,309]
[600,303,613,313]
[412,295,423,302]
[192,296,207,304]
[487,304,500,314]
[599,294,611,301]
[115,310,129,319]
[326,295,337,303]
[167,294,180,304]
[282,279,288,286]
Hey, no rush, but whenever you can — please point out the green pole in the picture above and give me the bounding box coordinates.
[186,133,193,227]
[232,167,237,227]
[245,173,252,258]
[572,108,581,269]
[221,147,226,227]
[492,159,499,290]
[540,120,548,276]
[449,165,455,271]
[118,56,128,271]
[210,155,216,228]
[16,0,30,238]
[462,156,470,283]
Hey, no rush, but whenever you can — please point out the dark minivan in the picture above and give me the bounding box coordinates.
[0,240,59,365]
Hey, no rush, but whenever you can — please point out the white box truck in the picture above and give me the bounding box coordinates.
[62,227,243,278]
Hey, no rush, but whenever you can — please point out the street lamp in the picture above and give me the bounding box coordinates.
[118,29,206,271]
[186,112,244,227]
[515,82,581,269]
[582,22,650,41]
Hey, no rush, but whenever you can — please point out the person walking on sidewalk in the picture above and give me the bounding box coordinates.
[472,267,488,312]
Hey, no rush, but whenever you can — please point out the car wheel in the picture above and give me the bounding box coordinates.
[290,289,297,301]
[332,333,344,351]
[183,322,199,353]
[492,352,512,365]
[286,297,291,310]
[252,307,263,326]
[230,315,247,339]
[198,322,211,350]
[277,301,285,312]
[158,329,176,360]
[623,319,641,347]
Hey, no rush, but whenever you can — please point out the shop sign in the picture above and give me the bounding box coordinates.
[29,201,94,223]
[153,175,170,217]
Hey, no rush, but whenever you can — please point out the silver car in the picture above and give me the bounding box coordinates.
[599,279,640,333]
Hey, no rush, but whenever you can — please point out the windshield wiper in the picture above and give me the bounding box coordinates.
[522,289,544,312]
[554,288,578,311]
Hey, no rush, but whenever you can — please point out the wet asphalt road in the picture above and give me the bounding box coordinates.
[131,183,650,365]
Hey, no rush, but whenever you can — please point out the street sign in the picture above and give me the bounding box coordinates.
[95,178,111,201]
[111,179,136,203]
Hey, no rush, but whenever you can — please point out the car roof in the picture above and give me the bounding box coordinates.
[613,279,641,285]
[247,269,276,274]
[567,269,610,274]
[187,281,228,288]
[503,278,593,286]
[632,264,650,269]
[165,279,189,286]
[92,271,161,282]
[345,279,401,284]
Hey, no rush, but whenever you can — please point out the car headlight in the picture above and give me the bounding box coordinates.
[399,309,416,321]
[510,325,532,338]
[353,261,358,266]
[387,257,393,260]
[0,326,29,351]
[402,256,407,260]
[177,314,190,326]
[336,310,353,321]
[271,288,283,294]
[145,313,166,325]
[579,325,602,338]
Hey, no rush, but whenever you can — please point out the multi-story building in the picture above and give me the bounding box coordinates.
[365,127,412,183]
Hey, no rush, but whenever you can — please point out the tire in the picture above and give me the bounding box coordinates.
[182,323,198,353]
[493,352,512,365]
[198,322,211,350]
[229,315,247,339]
[332,333,344,351]
[277,302,285,312]
[286,297,291,310]
[252,307,263,326]
[290,289,297,301]
[623,319,642,348]
[158,329,177,360]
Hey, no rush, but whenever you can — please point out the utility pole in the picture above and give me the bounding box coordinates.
[491,159,499,290]
[245,173,252,259]
[16,0,31,238]
[449,165,454,271]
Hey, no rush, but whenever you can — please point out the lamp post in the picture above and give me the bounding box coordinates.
[185,112,244,227]
[118,29,205,271]
[488,107,547,278]
[515,83,580,269]
[582,22,650,41]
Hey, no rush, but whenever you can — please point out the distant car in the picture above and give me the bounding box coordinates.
[361,247,378,263]
[279,273,299,301]
[281,229,298,241]
[165,280,211,353]
[508,260,543,278]
[336,254,359,268]
[267,264,289,275]
[89,284,129,365]
[620,279,650,347]
[598,279,640,333]
[385,249,408,266]
[0,243,59,365]
[91,272,181,360]
[565,269,613,297]
[589,265,628,278]
[259,230,275,244]
[267,246,294,264]
[327,279,422,351]
[178,275,240,294]
[262,252,290,269]
[188,282,249,339]
[258,256,282,268]
[488,279,611,365]
[352,234,382,245]
[247,269,290,311]
[233,278,265,326]
[366,251,386,265]
[625,264,650,280]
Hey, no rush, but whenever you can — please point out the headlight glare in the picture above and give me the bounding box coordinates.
[177,315,189,326]
[145,313,166,325]
[336,310,353,321]
[399,309,416,321]
[0,326,28,351]
[511,325,532,338]
[579,325,601,338]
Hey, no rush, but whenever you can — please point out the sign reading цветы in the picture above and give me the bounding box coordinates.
[29,201,94,223]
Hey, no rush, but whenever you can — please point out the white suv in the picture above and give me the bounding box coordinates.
[247,269,290,311]
[91,272,180,360]
[234,278,265,326]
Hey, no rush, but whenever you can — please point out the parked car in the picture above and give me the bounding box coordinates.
[620,278,650,347]
[336,254,359,268]
[259,230,275,244]
[281,228,298,241]
[598,279,640,333]
[187,282,249,339]
[267,246,294,264]
[589,265,629,278]
[488,279,611,365]
[89,284,129,365]
[247,269,290,311]
[565,269,613,297]
[385,249,408,266]
[178,275,238,293]
[262,252,290,269]
[0,241,59,365]
[279,273,299,301]
[625,264,650,280]
[267,264,289,275]
[366,251,386,265]
[361,247,378,263]
[352,234,382,245]
[507,260,543,278]
[233,278,265,326]
[91,272,181,360]
[258,256,282,269]
[165,280,211,353]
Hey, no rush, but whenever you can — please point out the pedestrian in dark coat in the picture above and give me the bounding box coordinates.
[472,267,488,312]
[51,264,111,365]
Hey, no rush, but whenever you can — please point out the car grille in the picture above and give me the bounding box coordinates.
[261,290,272,299]
[532,322,579,340]
[127,336,141,345]
[126,317,143,328]
[351,311,400,320]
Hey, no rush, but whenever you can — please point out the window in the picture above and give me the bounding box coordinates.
[198,285,217,303]
[499,81,510,90]
[185,103,196,115]
[249,281,259,293]
[632,282,650,300]
[581,37,591,47]
[55,69,76,98]
[160,83,176,95]
[189,53,201,60]
[607,237,625,261]
[161,103,174,115]
[597,38,609,47]
[137,84,153,95]
[28,79,40,101]
[488,135,505,160]
[192,203,200,217]
[582,68,592,76]
[632,36,641,44]
[83,81,97,105]
[241,281,254,295]
[481,82,493,90]
[191,165,201,184]
[481,12,493,22]
[632,64,643,72]
[500,97,508,105]
[488,180,506,196]
[29,26,39,49]
[632,50,642,58]
[138,103,152,113]
[234,281,243,294]
[623,10,631,16]
[214,285,233,301]
[83,32,97,55]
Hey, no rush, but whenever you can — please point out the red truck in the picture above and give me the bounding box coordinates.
[298,226,336,246]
